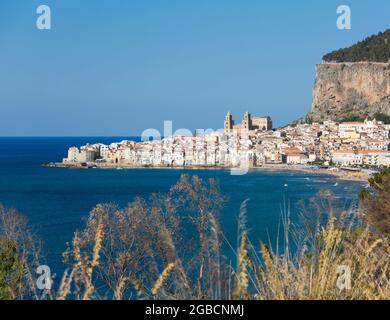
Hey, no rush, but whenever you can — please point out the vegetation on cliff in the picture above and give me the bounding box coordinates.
[373,112,390,124]
[338,113,390,124]
[323,29,390,63]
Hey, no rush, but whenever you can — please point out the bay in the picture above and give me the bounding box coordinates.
[0,137,364,274]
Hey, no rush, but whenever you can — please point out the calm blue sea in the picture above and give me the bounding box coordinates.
[0,137,364,274]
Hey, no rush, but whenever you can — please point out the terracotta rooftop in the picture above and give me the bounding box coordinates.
[333,150,390,155]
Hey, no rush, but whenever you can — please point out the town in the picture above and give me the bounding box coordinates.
[57,112,390,174]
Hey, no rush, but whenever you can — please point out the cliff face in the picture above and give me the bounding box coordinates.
[305,62,390,122]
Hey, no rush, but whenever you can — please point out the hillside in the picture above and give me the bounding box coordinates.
[323,29,390,63]
[302,29,390,123]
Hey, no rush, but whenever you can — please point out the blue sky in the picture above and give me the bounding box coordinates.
[1,0,389,136]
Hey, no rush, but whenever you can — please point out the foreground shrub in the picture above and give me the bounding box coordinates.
[55,175,389,300]
[57,174,229,300]
[240,218,390,300]
[360,167,390,236]
[0,206,42,300]
[1,174,389,300]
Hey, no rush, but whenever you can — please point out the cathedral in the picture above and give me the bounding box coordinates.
[224,112,272,133]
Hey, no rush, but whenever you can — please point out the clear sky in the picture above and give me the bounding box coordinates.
[1,0,390,136]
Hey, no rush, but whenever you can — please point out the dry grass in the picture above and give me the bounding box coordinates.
[151,263,176,296]
[54,175,389,300]
[56,174,229,300]
[2,174,389,300]
[238,213,390,300]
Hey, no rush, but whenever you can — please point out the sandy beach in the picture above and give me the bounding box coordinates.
[254,164,370,182]
[44,162,371,182]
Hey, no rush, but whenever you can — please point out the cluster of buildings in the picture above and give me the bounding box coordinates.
[62,112,390,169]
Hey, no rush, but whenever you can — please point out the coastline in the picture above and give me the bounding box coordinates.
[43,162,370,182]
[254,164,369,182]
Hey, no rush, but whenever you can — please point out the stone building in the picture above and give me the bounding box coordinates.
[224,112,272,133]
[64,146,99,163]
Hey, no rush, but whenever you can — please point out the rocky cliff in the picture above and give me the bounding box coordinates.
[304,61,390,122]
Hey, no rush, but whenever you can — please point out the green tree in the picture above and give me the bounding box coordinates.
[359,167,390,236]
[374,113,390,124]
[0,240,26,300]
[0,206,42,300]
[323,29,390,63]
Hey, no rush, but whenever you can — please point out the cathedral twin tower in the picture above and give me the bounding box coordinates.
[224,112,272,133]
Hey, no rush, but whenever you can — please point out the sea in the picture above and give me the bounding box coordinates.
[0,137,364,275]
